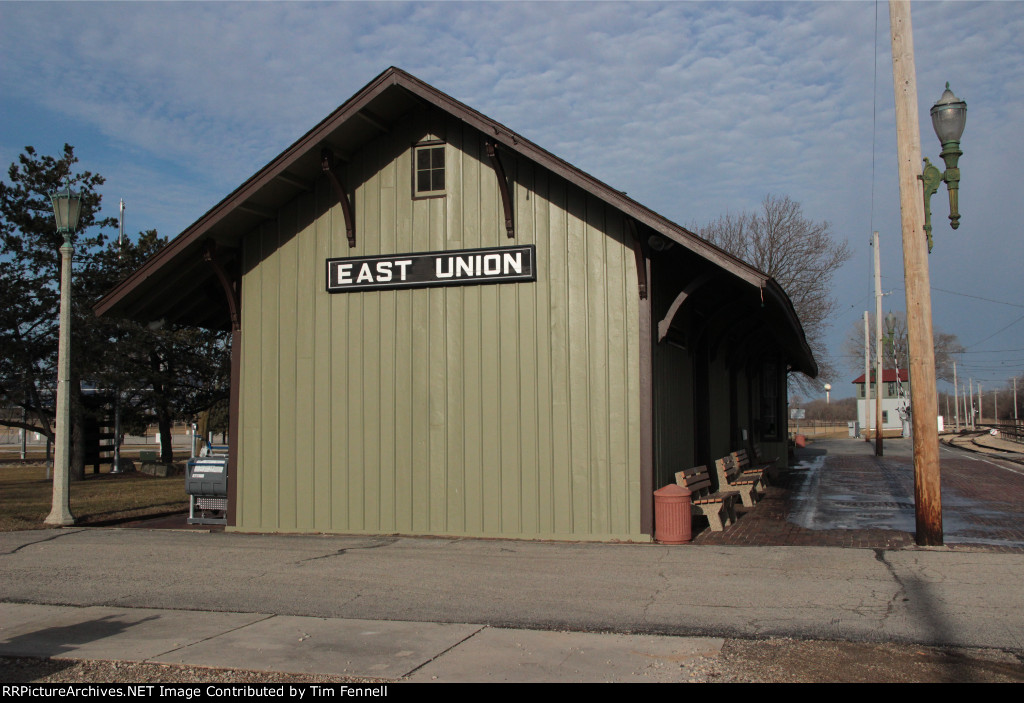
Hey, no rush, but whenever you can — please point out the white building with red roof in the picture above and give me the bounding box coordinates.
[853,369,911,436]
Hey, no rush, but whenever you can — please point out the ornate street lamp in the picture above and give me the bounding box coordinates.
[884,311,898,339]
[921,83,967,252]
[44,186,81,527]
[884,311,899,366]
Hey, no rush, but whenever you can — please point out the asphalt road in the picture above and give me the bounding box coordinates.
[2,527,1023,652]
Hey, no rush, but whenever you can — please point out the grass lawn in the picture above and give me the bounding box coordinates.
[0,462,188,531]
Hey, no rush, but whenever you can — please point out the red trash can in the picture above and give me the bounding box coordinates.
[654,483,692,544]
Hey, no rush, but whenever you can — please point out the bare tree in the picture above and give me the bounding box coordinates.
[697,194,852,392]
[803,396,857,422]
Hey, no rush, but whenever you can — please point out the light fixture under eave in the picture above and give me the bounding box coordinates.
[648,235,673,251]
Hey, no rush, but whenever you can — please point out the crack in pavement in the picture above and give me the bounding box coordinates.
[402,624,487,679]
[873,548,910,621]
[638,548,672,625]
[0,529,87,556]
[296,537,399,564]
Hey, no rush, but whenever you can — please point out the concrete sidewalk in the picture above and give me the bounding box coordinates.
[0,602,723,683]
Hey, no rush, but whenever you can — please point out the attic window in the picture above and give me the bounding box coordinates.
[414,142,445,197]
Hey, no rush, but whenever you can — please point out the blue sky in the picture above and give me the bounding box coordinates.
[2,1,1022,401]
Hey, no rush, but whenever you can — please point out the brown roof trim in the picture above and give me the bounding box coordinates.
[96,67,775,318]
[388,68,768,288]
[94,70,401,318]
[93,67,815,374]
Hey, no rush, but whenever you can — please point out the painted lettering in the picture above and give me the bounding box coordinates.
[503,252,522,274]
[327,246,533,292]
[337,263,353,284]
[435,258,454,278]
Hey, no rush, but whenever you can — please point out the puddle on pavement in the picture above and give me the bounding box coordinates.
[786,452,1024,548]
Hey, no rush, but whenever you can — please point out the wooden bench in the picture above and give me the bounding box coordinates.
[675,465,738,532]
[751,443,781,483]
[713,455,762,508]
[731,448,773,485]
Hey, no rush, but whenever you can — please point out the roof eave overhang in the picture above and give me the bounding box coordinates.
[764,279,818,377]
[96,67,772,322]
[94,66,817,378]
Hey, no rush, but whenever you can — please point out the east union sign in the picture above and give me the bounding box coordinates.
[326,245,536,293]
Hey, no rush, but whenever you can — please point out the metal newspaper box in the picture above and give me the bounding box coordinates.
[186,455,228,525]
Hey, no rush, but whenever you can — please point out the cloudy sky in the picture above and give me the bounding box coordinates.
[2,1,1022,402]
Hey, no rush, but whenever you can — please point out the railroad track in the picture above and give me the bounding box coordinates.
[943,428,1024,464]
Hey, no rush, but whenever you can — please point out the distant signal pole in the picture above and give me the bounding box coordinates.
[874,230,884,456]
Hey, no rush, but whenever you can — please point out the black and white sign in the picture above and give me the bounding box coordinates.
[326,245,536,293]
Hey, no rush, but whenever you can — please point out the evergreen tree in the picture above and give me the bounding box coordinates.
[0,145,114,476]
[1,146,229,469]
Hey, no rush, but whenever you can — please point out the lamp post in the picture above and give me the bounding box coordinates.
[44,186,81,527]
[921,83,968,253]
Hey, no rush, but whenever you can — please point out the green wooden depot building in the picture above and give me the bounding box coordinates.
[96,68,816,541]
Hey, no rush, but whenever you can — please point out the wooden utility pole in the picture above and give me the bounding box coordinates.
[889,0,942,545]
[962,384,970,429]
[874,231,884,455]
[864,311,872,441]
[962,383,968,430]
[953,361,959,431]
[969,379,975,429]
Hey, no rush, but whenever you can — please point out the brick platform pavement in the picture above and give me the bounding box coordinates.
[691,440,1024,552]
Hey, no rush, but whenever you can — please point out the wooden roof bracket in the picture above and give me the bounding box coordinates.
[202,241,240,332]
[321,148,356,248]
[657,272,713,342]
[485,139,515,238]
[627,218,648,300]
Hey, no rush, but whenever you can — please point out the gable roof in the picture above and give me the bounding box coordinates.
[94,67,815,374]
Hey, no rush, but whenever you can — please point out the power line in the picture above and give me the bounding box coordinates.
[931,286,1024,309]
[888,286,1024,308]
[968,312,1024,348]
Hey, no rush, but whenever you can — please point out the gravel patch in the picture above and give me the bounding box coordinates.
[0,657,394,685]
[4,638,1023,683]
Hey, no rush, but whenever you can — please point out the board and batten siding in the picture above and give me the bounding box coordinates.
[235,111,644,540]
[652,341,696,489]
